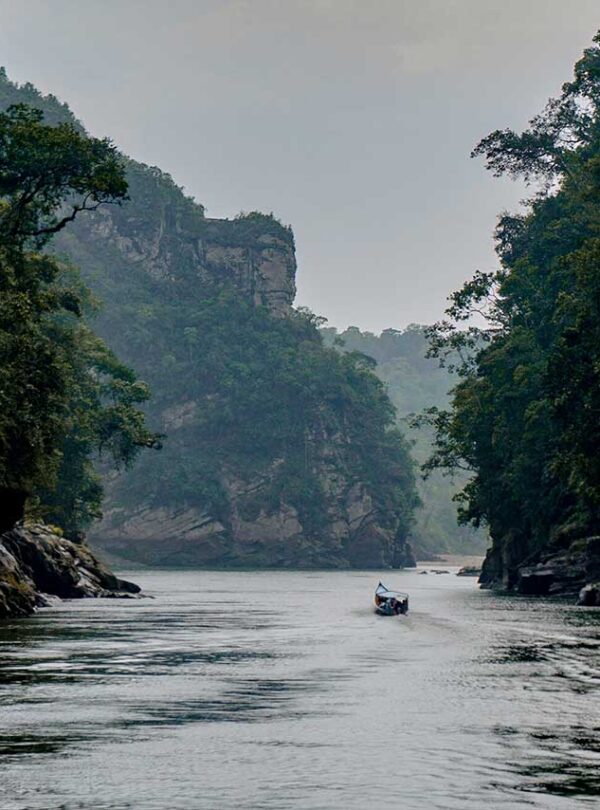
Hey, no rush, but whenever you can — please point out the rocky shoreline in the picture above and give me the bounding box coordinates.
[0,523,140,619]
[479,536,600,605]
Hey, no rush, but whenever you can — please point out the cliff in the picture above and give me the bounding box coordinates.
[95,471,416,569]
[8,83,416,569]
[0,524,140,618]
[59,186,418,568]
[63,168,297,317]
[54,182,413,566]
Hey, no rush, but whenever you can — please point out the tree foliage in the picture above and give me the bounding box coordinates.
[425,31,600,581]
[0,103,156,534]
[109,286,418,547]
[0,105,127,249]
[321,325,487,555]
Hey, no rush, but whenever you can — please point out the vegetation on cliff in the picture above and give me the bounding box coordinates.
[101,289,418,565]
[322,325,486,557]
[424,32,600,591]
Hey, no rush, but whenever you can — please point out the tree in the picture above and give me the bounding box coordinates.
[423,30,600,586]
[35,322,159,536]
[0,104,155,534]
[0,105,127,249]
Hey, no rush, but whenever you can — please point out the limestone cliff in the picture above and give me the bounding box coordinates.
[68,182,297,318]
[0,76,419,570]
[95,465,415,569]
[201,218,296,316]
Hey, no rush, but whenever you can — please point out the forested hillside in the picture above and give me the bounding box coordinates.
[322,326,486,557]
[0,70,420,569]
[425,33,600,597]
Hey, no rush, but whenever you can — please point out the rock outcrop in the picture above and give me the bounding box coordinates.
[457,566,481,577]
[59,173,297,319]
[57,165,418,571]
[0,524,140,619]
[201,218,296,316]
[94,467,412,569]
[480,535,600,602]
[578,583,600,606]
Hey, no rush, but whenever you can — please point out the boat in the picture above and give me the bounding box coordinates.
[374,582,409,616]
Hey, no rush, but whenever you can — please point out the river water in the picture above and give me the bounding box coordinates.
[0,567,599,809]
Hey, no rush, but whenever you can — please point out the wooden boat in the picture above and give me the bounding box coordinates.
[374,582,409,616]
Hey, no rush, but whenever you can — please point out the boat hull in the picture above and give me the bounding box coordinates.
[374,581,409,615]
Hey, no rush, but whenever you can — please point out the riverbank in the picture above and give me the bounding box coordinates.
[0,523,140,618]
[480,536,600,604]
[418,554,485,569]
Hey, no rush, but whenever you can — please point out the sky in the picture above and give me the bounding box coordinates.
[1,1,599,332]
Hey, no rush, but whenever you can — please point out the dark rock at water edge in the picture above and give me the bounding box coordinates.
[0,523,140,619]
[479,534,600,603]
[456,566,482,577]
[517,566,555,596]
[578,583,600,606]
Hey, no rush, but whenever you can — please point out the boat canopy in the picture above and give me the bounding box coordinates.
[375,582,408,600]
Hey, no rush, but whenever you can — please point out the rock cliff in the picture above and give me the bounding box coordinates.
[0,73,419,571]
[54,161,419,570]
[0,524,140,619]
[95,470,416,569]
[70,181,297,318]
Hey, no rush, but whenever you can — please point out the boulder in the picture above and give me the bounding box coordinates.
[578,583,600,607]
[0,542,37,617]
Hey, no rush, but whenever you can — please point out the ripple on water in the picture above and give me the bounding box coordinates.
[0,570,599,810]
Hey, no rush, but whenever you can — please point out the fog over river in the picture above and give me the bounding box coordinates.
[0,568,598,809]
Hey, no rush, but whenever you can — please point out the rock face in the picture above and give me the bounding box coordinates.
[0,524,140,619]
[0,71,419,573]
[201,219,296,317]
[57,165,417,571]
[480,535,600,601]
[59,170,297,318]
[94,470,411,569]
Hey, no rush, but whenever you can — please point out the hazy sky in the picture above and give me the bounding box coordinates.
[1,1,599,331]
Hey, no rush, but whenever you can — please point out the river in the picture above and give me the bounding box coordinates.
[0,567,598,809]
